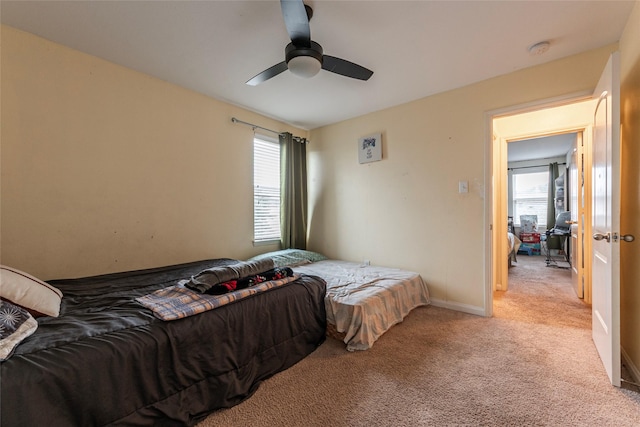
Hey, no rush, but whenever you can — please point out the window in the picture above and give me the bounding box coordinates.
[253,136,281,243]
[512,171,548,228]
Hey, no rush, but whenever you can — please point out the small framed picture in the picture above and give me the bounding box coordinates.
[358,133,382,164]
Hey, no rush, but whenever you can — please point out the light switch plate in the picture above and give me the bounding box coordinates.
[459,181,469,193]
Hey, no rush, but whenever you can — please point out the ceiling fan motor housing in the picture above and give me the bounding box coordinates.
[285,41,323,65]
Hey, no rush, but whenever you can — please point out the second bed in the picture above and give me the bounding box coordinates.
[250,250,430,351]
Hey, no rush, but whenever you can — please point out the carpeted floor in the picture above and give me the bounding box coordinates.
[198,255,640,426]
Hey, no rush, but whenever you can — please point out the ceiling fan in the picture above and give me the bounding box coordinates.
[246,0,374,86]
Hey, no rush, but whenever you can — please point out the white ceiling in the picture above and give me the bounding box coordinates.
[507,133,576,163]
[1,1,635,130]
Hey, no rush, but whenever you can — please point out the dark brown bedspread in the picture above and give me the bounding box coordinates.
[0,259,326,426]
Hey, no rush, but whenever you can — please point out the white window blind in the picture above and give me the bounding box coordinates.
[512,171,549,228]
[253,136,281,243]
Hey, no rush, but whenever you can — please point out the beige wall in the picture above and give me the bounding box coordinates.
[619,0,640,381]
[0,26,305,279]
[308,45,617,313]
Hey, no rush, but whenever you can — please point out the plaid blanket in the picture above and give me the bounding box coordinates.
[136,275,300,321]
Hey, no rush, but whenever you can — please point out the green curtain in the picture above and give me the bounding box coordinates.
[279,132,308,249]
[547,162,560,249]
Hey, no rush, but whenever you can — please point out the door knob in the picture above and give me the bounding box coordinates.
[593,232,611,242]
[621,234,635,242]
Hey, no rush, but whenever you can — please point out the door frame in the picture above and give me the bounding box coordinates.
[483,92,594,316]
[569,132,586,299]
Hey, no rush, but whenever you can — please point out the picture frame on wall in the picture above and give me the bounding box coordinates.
[358,133,382,164]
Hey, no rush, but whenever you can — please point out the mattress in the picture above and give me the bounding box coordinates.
[293,260,430,351]
[508,231,521,265]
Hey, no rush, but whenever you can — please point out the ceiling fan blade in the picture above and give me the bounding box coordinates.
[246,61,288,86]
[322,55,373,81]
[280,0,311,47]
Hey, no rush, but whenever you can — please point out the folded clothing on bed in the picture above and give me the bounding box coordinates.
[184,258,275,293]
[137,271,299,321]
[201,267,295,295]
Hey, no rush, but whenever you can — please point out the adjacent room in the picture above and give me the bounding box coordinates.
[1,1,639,426]
[506,133,576,272]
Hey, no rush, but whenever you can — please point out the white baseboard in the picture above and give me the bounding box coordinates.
[621,346,640,384]
[429,298,485,317]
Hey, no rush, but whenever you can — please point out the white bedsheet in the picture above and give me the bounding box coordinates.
[293,260,430,351]
[508,232,521,265]
[507,231,521,253]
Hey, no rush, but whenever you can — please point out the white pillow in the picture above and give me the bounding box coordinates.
[0,265,63,317]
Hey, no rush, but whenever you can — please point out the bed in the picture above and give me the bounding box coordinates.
[508,231,521,267]
[249,250,430,351]
[0,258,326,426]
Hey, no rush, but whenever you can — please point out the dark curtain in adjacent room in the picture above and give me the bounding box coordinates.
[547,162,560,249]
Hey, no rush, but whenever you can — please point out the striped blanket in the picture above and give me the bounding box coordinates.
[137,275,300,321]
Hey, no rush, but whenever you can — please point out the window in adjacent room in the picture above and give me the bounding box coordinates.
[253,135,281,243]
[512,171,549,228]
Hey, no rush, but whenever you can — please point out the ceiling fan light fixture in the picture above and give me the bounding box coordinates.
[285,41,324,79]
[288,55,322,78]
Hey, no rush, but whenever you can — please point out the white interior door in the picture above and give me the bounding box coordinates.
[591,52,621,387]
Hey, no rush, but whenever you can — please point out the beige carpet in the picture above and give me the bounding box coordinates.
[199,255,640,426]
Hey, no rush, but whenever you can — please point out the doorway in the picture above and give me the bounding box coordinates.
[489,98,596,301]
[486,53,631,389]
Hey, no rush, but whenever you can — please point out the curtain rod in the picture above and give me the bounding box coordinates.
[508,162,566,171]
[231,117,308,143]
[231,117,281,136]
